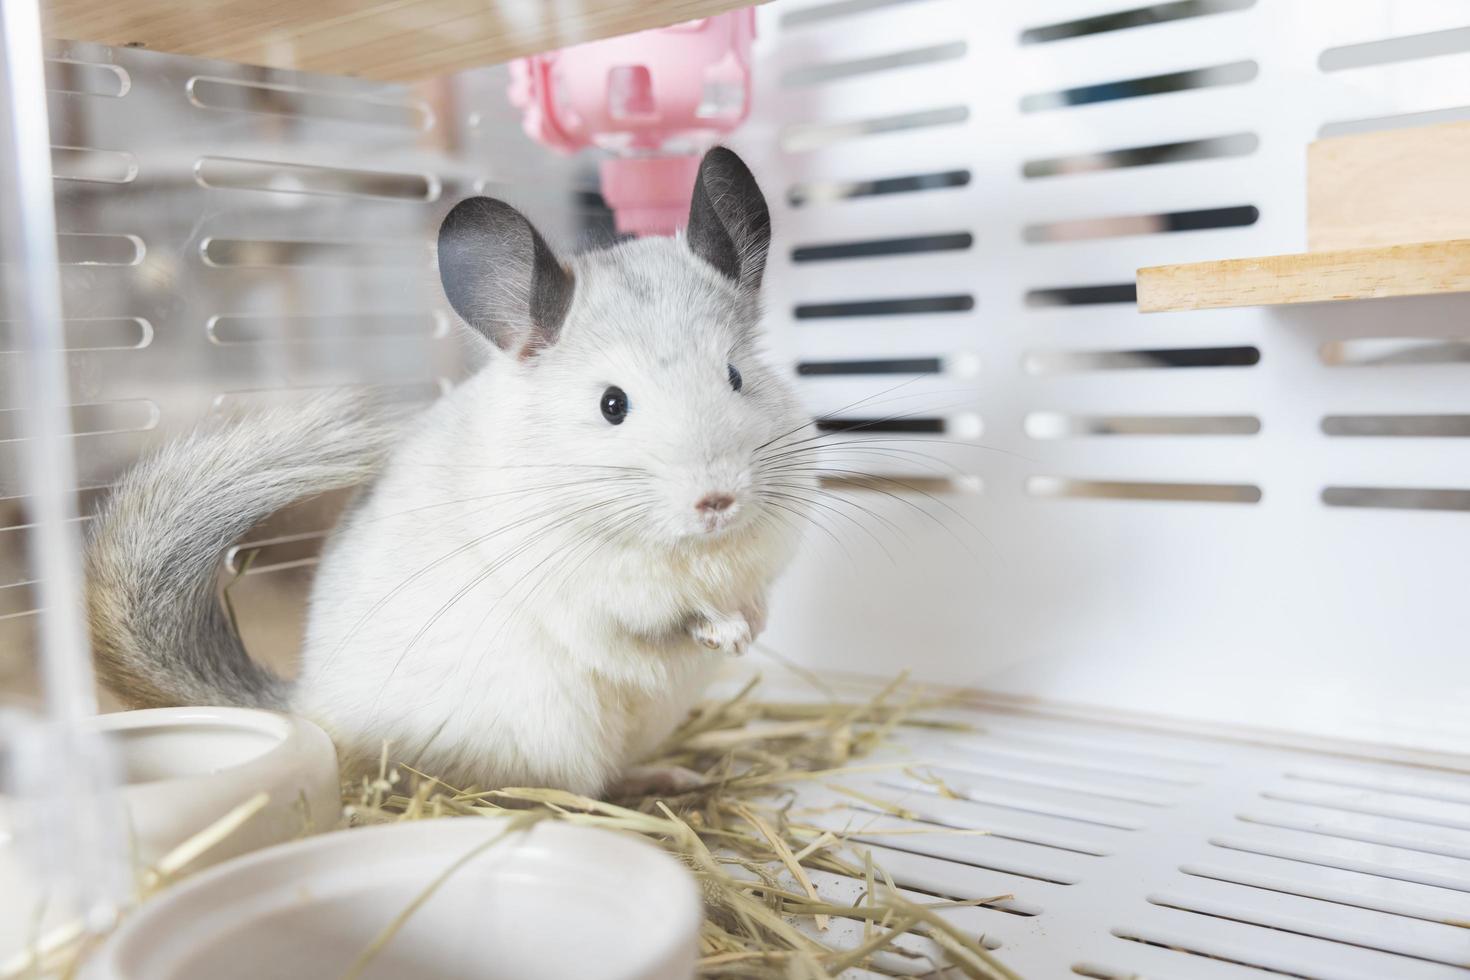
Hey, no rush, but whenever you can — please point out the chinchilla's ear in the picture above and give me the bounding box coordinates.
[437,197,575,357]
[686,146,771,295]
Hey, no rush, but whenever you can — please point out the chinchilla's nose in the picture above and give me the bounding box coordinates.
[695,493,735,514]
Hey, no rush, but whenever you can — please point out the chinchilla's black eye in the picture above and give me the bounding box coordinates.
[600,385,629,425]
[727,363,743,392]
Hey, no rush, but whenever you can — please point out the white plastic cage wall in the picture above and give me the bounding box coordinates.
[3,1,1470,977]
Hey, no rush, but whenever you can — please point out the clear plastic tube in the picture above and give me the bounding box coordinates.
[0,0,127,938]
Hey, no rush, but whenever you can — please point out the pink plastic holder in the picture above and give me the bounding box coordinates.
[508,11,757,236]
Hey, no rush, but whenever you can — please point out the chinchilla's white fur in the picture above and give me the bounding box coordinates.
[298,237,809,791]
[87,148,812,795]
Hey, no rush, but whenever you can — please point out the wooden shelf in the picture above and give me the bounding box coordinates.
[42,0,763,82]
[1138,121,1470,313]
[1137,239,1470,313]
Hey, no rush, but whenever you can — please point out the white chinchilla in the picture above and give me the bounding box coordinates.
[86,147,813,795]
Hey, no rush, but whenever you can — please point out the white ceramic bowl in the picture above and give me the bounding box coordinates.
[85,817,702,980]
[99,705,341,868]
[1,706,339,967]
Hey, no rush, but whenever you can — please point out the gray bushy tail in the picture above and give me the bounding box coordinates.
[86,393,399,709]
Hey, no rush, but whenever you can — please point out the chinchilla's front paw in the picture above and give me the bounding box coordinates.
[689,609,752,656]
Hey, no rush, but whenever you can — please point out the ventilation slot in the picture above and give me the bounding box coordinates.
[879,878,1039,917]
[45,59,128,97]
[0,582,35,620]
[1213,834,1470,891]
[1024,133,1257,178]
[1147,894,1470,969]
[1319,26,1470,72]
[1029,478,1262,504]
[782,106,969,153]
[1322,415,1470,437]
[0,488,109,531]
[919,752,1190,801]
[782,41,966,87]
[793,232,972,262]
[781,0,932,28]
[0,400,158,442]
[789,168,970,207]
[846,837,1079,886]
[886,776,1145,831]
[187,77,430,129]
[194,156,437,201]
[1320,338,1470,366]
[1021,0,1256,44]
[796,294,973,319]
[842,802,1109,857]
[1108,929,1311,978]
[1321,488,1470,512]
[1180,864,1469,927]
[1320,106,1470,139]
[1027,414,1260,437]
[1025,346,1260,373]
[51,146,137,184]
[1021,61,1256,112]
[817,417,946,434]
[798,357,944,376]
[1026,283,1137,307]
[818,474,981,494]
[1284,768,1470,805]
[200,238,430,267]
[57,233,144,266]
[208,313,446,345]
[1236,812,1470,859]
[1025,205,1258,243]
[1,317,151,353]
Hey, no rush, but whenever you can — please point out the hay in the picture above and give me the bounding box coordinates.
[349,674,1023,979]
[10,674,1023,980]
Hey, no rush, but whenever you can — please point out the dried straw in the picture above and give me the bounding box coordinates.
[12,673,1023,980]
[349,673,1023,979]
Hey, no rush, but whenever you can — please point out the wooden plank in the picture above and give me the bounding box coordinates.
[1308,121,1470,251]
[41,0,764,81]
[1136,239,1470,313]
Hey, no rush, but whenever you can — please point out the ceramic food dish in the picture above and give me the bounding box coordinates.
[1,706,339,967]
[83,816,703,980]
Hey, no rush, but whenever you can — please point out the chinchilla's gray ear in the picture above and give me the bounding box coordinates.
[686,146,771,294]
[437,197,575,357]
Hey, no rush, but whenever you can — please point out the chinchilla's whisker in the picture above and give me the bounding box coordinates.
[755,493,853,563]
[767,464,978,541]
[760,405,961,460]
[357,476,642,526]
[763,466,984,562]
[760,487,896,565]
[762,481,913,560]
[767,480,910,541]
[752,374,929,453]
[318,493,619,676]
[752,481,887,558]
[758,446,959,479]
[373,495,636,710]
[771,432,1038,465]
[464,500,654,676]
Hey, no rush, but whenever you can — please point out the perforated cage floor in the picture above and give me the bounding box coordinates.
[772,682,1470,979]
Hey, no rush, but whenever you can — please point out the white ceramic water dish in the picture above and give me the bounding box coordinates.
[84,817,703,980]
[1,706,339,967]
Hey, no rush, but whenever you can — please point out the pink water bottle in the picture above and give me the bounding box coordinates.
[508,12,757,237]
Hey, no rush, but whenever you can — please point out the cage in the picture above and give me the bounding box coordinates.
[3,0,1470,977]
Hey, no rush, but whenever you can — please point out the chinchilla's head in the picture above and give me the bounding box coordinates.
[437,147,812,548]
